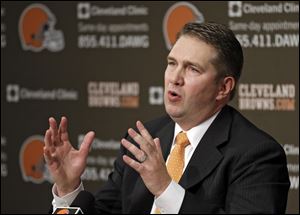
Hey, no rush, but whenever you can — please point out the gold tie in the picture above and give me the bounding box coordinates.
[155,132,190,213]
[167,131,190,183]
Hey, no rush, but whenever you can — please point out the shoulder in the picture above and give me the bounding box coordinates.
[229,106,275,139]
[221,106,287,170]
[227,106,285,154]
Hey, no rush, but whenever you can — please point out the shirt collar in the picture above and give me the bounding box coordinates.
[173,110,221,148]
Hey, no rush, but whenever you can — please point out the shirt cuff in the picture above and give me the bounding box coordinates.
[154,180,185,214]
[52,182,84,212]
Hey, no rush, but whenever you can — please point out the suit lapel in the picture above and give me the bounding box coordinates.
[180,106,232,189]
[156,119,175,161]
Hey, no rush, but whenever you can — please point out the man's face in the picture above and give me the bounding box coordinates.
[164,35,222,126]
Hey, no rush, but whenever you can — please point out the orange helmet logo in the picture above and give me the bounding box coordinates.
[19,4,64,52]
[56,208,70,214]
[163,2,204,50]
[19,135,52,184]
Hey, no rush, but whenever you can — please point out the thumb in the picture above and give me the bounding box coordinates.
[80,131,95,157]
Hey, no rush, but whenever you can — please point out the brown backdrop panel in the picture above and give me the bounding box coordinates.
[1,1,298,213]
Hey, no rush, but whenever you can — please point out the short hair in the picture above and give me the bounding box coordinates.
[178,22,243,100]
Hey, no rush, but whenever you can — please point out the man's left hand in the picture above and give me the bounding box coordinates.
[121,121,172,197]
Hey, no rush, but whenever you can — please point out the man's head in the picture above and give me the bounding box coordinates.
[178,22,243,100]
[164,22,243,130]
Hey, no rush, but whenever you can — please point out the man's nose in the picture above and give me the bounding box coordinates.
[170,68,184,86]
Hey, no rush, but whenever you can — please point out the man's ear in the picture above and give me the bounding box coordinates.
[216,76,235,100]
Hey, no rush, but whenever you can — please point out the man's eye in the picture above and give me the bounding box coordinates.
[188,66,199,73]
[168,61,175,66]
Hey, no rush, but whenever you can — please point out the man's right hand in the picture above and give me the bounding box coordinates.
[43,116,95,197]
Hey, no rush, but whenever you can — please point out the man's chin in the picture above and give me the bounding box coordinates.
[165,106,183,119]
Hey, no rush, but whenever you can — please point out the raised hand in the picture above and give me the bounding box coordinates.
[43,116,95,196]
[121,121,172,197]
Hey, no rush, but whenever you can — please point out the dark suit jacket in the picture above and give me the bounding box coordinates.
[77,105,290,214]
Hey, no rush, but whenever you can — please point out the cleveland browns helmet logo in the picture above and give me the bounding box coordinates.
[19,3,65,52]
[19,135,52,184]
[56,208,70,214]
[163,2,204,50]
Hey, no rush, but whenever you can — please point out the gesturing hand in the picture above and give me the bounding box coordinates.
[43,116,95,196]
[121,121,172,197]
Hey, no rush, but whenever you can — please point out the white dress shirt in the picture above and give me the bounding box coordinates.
[150,111,220,214]
[52,111,220,214]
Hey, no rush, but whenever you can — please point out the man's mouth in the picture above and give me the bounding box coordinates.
[167,90,182,102]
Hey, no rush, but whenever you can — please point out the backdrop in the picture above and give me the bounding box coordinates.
[1,1,299,214]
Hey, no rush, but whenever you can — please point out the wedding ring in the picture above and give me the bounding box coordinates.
[139,153,147,163]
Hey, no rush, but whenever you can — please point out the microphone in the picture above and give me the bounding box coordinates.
[53,207,83,214]
[52,191,95,214]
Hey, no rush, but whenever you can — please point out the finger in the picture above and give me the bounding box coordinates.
[128,128,154,155]
[44,129,51,147]
[49,117,59,143]
[136,121,154,145]
[121,138,146,162]
[128,128,144,144]
[154,138,163,157]
[59,116,68,133]
[123,155,143,173]
[44,129,54,152]
[79,131,95,157]
[59,116,69,142]
[49,117,58,136]
[43,147,53,165]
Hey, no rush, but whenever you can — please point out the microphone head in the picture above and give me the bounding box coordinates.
[53,207,83,214]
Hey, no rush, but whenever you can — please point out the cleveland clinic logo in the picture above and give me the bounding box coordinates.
[19,3,65,52]
[6,84,19,102]
[149,86,164,105]
[228,1,242,17]
[163,2,204,50]
[77,3,91,19]
[6,84,78,102]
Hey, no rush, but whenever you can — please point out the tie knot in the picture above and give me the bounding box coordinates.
[175,132,190,148]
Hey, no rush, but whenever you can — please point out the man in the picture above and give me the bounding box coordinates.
[44,22,290,214]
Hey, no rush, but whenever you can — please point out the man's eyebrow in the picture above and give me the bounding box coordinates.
[184,60,202,68]
[184,60,206,72]
[167,56,176,61]
[167,56,205,71]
